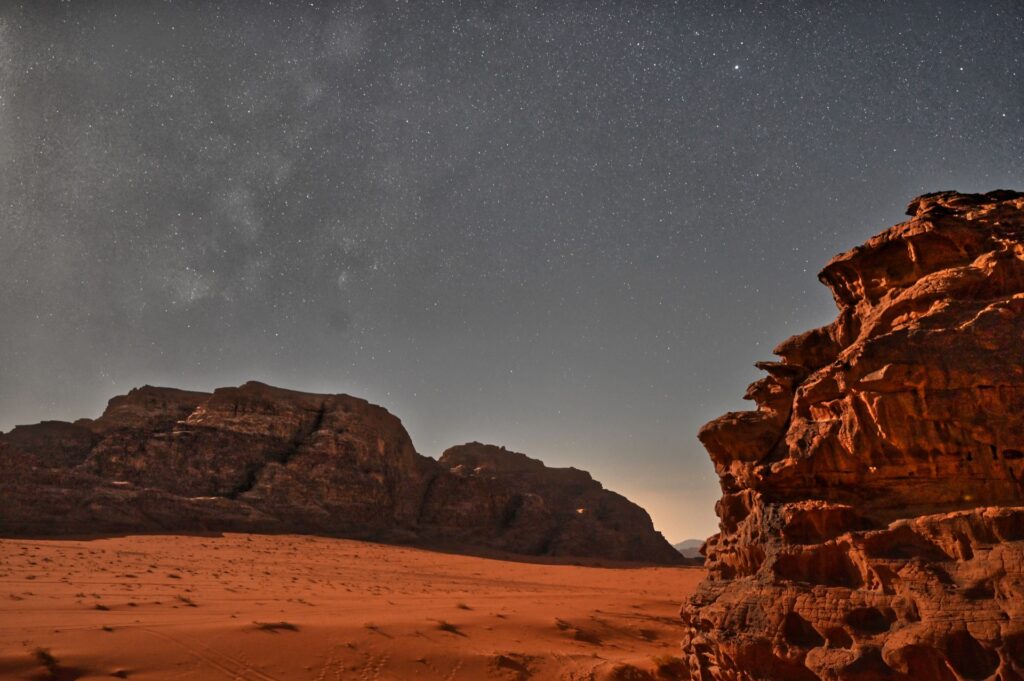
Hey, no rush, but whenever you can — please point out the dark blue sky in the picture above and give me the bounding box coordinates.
[1,1,1021,541]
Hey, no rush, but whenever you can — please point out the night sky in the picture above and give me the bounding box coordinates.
[2,1,1022,542]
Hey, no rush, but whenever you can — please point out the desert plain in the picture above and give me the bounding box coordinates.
[0,534,700,681]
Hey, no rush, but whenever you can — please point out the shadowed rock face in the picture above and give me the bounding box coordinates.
[682,191,1024,681]
[0,382,680,564]
[424,442,680,560]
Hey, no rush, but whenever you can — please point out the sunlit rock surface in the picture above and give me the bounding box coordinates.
[682,190,1024,681]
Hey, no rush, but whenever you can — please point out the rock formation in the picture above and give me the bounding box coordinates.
[682,190,1024,681]
[426,442,680,560]
[0,381,680,564]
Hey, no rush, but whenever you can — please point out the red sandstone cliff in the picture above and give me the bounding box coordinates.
[0,381,680,564]
[682,190,1024,680]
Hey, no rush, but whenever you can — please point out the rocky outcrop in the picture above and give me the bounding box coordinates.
[682,191,1024,680]
[0,381,679,563]
[421,442,681,561]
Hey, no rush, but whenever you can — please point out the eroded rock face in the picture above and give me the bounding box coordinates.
[420,442,681,561]
[682,190,1024,681]
[0,382,679,563]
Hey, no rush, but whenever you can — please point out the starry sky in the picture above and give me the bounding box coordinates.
[1,1,1022,542]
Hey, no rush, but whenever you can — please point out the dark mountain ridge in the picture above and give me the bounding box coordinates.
[0,381,680,564]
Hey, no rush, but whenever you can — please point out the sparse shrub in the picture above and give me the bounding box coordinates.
[254,621,299,632]
[436,620,462,635]
[33,648,58,674]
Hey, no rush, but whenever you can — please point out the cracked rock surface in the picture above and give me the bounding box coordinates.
[682,190,1024,681]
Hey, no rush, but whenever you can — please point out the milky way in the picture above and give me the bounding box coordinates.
[1,1,1022,540]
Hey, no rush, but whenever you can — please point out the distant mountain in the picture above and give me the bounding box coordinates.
[0,381,682,564]
[673,539,704,559]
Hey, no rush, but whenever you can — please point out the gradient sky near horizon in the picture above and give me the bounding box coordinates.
[1,1,1022,542]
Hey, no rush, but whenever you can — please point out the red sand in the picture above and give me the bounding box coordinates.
[0,534,701,680]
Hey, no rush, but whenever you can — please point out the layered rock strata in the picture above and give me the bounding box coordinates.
[0,382,680,563]
[682,190,1024,680]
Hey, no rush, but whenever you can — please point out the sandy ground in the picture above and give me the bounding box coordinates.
[0,534,701,680]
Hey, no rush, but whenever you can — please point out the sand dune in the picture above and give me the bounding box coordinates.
[0,534,700,680]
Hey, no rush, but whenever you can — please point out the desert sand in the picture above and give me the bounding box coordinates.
[0,534,700,680]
